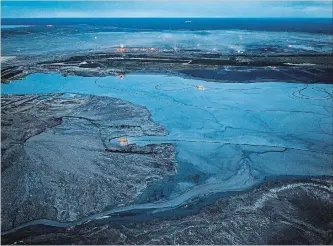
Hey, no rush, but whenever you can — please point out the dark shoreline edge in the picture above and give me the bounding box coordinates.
[2,51,333,84]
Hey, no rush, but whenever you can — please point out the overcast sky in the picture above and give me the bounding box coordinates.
[2,1,333,18]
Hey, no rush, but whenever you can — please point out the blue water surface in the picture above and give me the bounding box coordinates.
[2,73,332,201]
[2,18,332,34]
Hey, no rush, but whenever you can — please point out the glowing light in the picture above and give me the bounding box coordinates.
[196,85,205,90]
[117,138,129,146]
[94,36,97,39]
[117,138,128,143]
[288,45,292,48]
[116,47,126,53]
[117,74,125,79]
[120,44,124,48]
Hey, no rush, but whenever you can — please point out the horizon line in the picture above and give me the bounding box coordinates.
[2,17,333,19]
